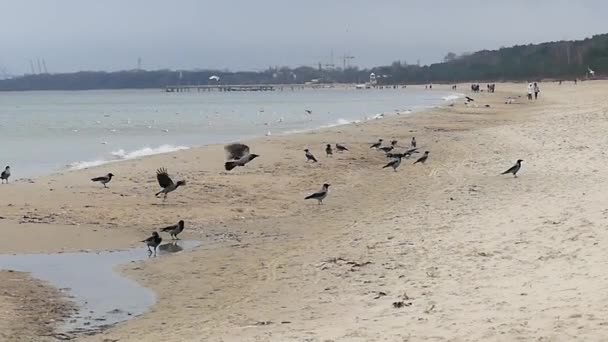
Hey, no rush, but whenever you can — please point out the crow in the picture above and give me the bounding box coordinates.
[383,156,402,172]
[379,146,394,153]
[142,232,162,256]
[411,137,417,148]
[335,144,349,152]
[414,151,430,164]
[155,168,186,200]
[1,166,10,184]
[305,183,330,205]
[370,139,383,149]
[305,149,318,163]
[161,220,185,240]
[91,173,114,188]
[502,159,523,178]
[325,144,333,157]
[224,143,259,171]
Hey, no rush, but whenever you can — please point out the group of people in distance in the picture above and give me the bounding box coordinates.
[527,82,540,100]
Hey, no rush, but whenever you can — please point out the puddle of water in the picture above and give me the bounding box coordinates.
[0,240,200,334]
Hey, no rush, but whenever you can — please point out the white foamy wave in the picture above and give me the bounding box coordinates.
[442,94,464,101]
[69,144,190,170]
[282,118,358,135]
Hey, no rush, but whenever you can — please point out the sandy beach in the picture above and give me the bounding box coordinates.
[3,81,608,341]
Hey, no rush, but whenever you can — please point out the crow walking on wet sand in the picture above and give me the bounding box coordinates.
[325,144,333,157]
[155,168,186,200]
[502,159,523,178]
[305,149,318,162]
[335,144,349,152]
[383,155,402,172]
[142,232,162,256]
[414,151,430,164]
[305,183,330,205]
[224,143,259,171]
[1,166,10,184]
[91,173,114,188]
[161,220,185,240]
[370,139,383,149]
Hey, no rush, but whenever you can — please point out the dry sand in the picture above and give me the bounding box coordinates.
[2,81,608,341]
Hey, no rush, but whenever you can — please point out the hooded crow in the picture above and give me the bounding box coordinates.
[161,220,185,240]
[370,139,383,149]
[379,146,394,153]
[91,173,114,188]
[411,137,417,148]
[142,232,162,255]
[305,183,330,205]
[465,96,475,103]
[325,144,333,157]
[391,140,398,146]
[305,149,318,163]
[155,168,186,200]
[383,156,402,172]
[224,143,259,171]
[502,159,523,178]
[414,151,430,164]
[1,166,10,184]
[335,143,349,152]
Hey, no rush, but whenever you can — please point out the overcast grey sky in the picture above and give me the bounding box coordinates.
[0,0,606,74]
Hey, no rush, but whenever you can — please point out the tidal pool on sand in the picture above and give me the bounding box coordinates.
[0,240,200,334]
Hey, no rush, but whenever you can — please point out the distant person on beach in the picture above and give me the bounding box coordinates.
[527,83,533,100]
[533,82,540,100]
[574,79,578,85]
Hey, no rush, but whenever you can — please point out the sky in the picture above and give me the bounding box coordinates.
[0,0,607,75]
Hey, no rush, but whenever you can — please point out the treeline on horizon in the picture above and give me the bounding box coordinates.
[1,33,608,91]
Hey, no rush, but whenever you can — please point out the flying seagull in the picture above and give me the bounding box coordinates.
[305,183,330,205]
[588,67,595,77]
[383,155,402,172]
[91,173,114,188]
[224,143,259,171]
[325,144,333,157]
[1,166,10,184]
[502,159,523,178]
[142,232,162,256]
[414,151,430,164]
[305,149,318,163]
[155,168,186,200]
[411,137,417,148]
[161,220,185,240]
[335,143,349,152]
[370,139,383,149]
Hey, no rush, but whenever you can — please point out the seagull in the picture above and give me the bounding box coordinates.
[411,137,417,148]
[304,149,318,163]
[1,166,10,184]
[325,144,333,157]
[588,67,595,77]
[370,139,383,149]
[305,183,330,205]
[383,155,402,172]
[335,144,349,152]
[160,220,185,240]
[155,168,186,200]
[91,173,114,188]
[224,143,260,171]
[502,159,523,178]
[414,151,430,164]
[142,232,162,256]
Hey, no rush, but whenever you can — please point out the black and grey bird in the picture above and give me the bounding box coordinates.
[160,220,185,240]
[305,183,330,205]
[335,143,349,152]
[465,96,475,103]
[411,137,417,148]
[325,144,333,157]
[142,232,162,255]
[370,139,383,149]
[391,140,398,147]
[379,146,394,153]
[155,168,186,200]
[383,155,402,172]
[91,173,114,188]
[304,149,318,163]
[224,143,260,171]
[501,159,523,178]
[414,151,430,164]
[0,166,10,184]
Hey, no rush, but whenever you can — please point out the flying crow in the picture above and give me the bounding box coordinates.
[325,144,333,157]
[305,183,330,205]
[1,166,10,184]
[335,144,349,152]
[161,220,185,240]
[155,168,186,200]
[142,232,162,256]
[383,156,402,172]
[305,149,318,163]
[370,139,383,149]
[414,151,430,164]
[91,173,114,188]
[465,96,475,102]
[502,159,523,178]
[224,143,259,171]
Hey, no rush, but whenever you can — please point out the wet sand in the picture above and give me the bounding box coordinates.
[3,82,608,341]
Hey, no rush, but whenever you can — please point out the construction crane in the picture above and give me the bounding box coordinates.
[42,59,48,74]
[342,54,355,69]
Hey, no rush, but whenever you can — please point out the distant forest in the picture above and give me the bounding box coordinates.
[1,33,607,91]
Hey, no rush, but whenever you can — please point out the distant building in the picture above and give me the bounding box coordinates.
[369,72,377,85]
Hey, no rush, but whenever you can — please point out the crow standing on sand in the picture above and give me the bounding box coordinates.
[335,144,349,152]
[304,149,318,163]
[411,137,417,148]
[383,155,402,172]
[502,159,523,178]
[161,220,185,240]
[370,139,383,149]
[155,168,186,200]
[414,151,430,164]
[142,232,162,256]
[305,183,330,205]
[391,140,398,147]
[325,144,333,157]
[1,166,10,184]
[224,143,260,171]
[379,146,394,153]
[91,173,114,188]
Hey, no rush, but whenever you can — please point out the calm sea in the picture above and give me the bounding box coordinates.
[0,88,460,178]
